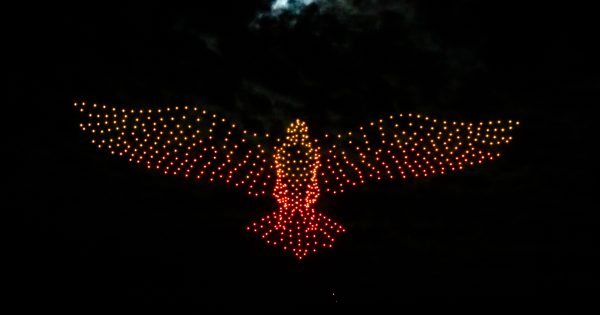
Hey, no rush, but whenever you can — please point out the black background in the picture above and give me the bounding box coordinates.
[13,0,598,309]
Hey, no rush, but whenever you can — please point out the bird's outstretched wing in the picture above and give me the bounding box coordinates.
[317,113,519,194]
[74,102,274,196]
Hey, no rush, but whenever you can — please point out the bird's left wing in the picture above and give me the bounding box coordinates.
[317,113,519,194]
[74,102,274,196]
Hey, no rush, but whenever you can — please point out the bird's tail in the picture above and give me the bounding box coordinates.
[246,208,346,259]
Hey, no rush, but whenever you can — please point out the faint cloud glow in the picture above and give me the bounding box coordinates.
[271,0,289,10]
[271,0,317,14]
[253,0,418,28]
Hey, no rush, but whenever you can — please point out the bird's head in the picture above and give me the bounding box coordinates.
[274,119,319,178]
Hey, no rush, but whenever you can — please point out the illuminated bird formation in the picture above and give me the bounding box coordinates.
[74,102,519,259]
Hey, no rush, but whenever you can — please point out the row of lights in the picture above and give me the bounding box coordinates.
[74,102,273,197]
[318,114,519,194]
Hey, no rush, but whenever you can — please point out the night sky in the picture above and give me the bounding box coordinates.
[14,1,598,309]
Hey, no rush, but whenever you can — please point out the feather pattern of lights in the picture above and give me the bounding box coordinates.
[75,102,519,259]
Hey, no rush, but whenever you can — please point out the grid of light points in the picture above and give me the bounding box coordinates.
[247,119,345,259]
[75,102,518,259]
[317,113,519,195]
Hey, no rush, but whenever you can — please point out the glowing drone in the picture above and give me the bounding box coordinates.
[75,102,518,259]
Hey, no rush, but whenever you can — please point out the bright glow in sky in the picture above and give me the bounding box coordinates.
[271,0,317,11]
[272,0,289,10]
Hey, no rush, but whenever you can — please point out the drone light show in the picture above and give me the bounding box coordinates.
[75,101,519,259]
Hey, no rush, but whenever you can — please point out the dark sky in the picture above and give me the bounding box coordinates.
[13,0,598,309]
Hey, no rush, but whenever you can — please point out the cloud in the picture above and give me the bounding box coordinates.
[252,0,417,28]
[270,0,318,14]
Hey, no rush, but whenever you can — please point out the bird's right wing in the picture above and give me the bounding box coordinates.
[74,102,275,197]
[317,113,519,194]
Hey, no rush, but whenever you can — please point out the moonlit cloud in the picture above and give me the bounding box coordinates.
[263,0,347,17]
[253,0,417,28]
[271,0,317,12]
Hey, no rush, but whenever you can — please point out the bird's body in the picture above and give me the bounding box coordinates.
[248,119,345,259]
[74,102,519,259]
